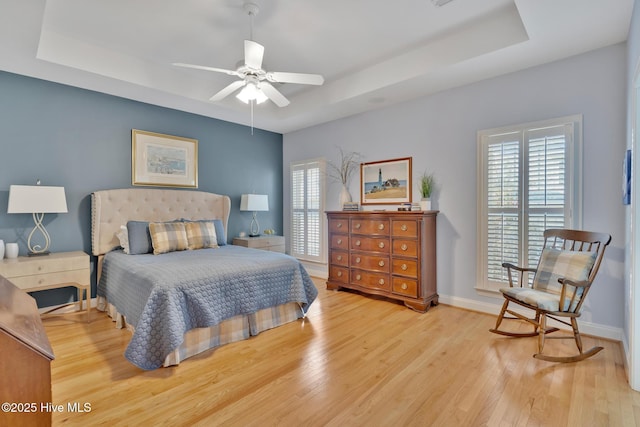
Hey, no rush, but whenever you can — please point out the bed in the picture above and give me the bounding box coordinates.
[91,188,317,370]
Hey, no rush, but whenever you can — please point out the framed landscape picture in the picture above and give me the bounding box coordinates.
[132,129,198,188]
[360,157,412,205]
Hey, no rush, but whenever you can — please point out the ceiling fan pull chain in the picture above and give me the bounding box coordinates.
[250,99,254,135]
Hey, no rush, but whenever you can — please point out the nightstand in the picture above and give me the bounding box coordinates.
[0,251,91,321]
[233,235,285,253]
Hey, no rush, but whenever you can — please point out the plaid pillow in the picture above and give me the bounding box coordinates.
[533,248,597,305]
[149,222,189,255]
[185,221,219,250]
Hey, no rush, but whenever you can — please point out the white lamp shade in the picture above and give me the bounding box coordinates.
[7,185,68,214]
[240,194,269,212]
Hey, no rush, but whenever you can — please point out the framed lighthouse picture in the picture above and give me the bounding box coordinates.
[360,157,412,205]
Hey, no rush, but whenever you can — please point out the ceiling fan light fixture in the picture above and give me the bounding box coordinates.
[236,82,268,104]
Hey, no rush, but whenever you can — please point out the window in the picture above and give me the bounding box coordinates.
[290,158,326,263]
[476,115,582,292]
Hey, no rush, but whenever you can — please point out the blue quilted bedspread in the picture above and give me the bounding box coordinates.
[97,246,318,369]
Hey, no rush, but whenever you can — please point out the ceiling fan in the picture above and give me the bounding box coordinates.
[173,2,324,107]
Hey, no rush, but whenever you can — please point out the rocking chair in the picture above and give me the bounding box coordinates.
[489,228,611,362]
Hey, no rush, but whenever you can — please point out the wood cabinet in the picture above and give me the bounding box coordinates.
[0,275,54,427]
[326,211,438,312]
[0,251,90,320]
[232,235,285,253]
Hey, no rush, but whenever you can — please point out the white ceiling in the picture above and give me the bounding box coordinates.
[0,0,634,134]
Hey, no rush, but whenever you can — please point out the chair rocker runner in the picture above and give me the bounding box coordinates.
[489,229,611,363]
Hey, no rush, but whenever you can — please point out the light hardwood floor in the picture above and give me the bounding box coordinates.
[44,278,640,426]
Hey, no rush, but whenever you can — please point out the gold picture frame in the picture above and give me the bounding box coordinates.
[132,129,198,188]
[360,157,412,205]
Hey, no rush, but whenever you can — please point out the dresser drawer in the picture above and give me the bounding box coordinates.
[9,270,90,291]
[350,219,390,236]
[392,277,418,298]
[351,270,390,291]
[392,239,418,257]
[330,234,349,250]
[329,266,349,284]
[331,250,349,267]
[392,220,418,237]
[350,253,389,273]
[392,259,418,278]
[329,217,350,234]
[351,237,390,253]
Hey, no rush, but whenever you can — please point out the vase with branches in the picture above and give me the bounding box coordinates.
[419,171,435,211]
[327,148,362,207]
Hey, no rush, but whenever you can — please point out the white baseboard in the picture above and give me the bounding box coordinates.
[439,294,624,342]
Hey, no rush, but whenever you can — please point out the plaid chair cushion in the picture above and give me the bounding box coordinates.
[185,220,219,250]
[149,221,189,255]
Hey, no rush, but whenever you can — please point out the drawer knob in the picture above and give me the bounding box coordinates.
[337,239,342,245]
[401,264,408,271]
[401,244,408,251]
[337,223,343,228]
[378,242,385,249]
[337,271,343,277]
[401,282,408,290]
[378,260,385,267]
[356,240,361,246]
[355,223,361,229]
[337,255,342,261]
[378,224,385,230]
[379,279,385,285]
[38,266,43,271]
[356,274,361,280]
[401,224,408,231]
[355,257,361,263]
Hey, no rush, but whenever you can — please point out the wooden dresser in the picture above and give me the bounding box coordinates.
[326,210,438,312]
[0,275,55,427]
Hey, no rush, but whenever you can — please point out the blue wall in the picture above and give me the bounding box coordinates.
[0,71,283,307]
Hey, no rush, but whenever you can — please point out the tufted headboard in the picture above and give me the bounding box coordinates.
[91,188,231,256]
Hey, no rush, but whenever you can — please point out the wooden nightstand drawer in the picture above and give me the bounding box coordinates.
[0,251,91,320]
[233,235,285,253]
[0,251,88,278]
[9,270,90,291]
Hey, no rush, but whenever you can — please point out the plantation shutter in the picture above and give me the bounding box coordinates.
[290,159,325,262]
[478,117,579,292]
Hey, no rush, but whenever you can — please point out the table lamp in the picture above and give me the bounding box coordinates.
[240,194,268,237]
[7,184,68,256]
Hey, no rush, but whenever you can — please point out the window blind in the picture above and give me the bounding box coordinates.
[291,159,325,262]
[477,117,580,292]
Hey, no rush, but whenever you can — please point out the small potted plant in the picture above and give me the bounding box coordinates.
[419,171,435,211]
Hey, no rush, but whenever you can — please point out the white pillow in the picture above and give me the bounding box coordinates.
[116,225,130,254]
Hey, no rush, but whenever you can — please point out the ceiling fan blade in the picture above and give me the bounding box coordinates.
[244,40,264,70]
[266,71,324,86]
[259,82,290,107]
[210,80,246,102]
[173,63,240,77]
